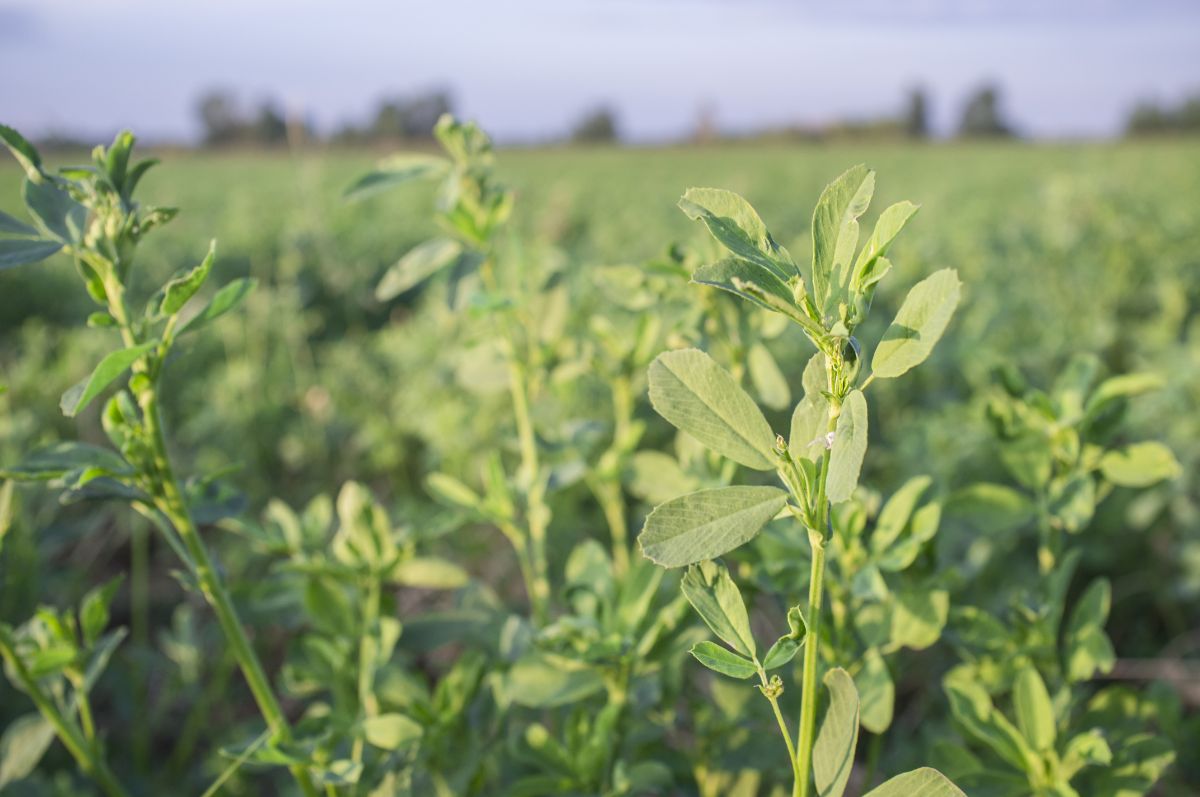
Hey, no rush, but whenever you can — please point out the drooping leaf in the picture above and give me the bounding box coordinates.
[344,154,449,201]
[871,269,961,379]
[639,486,788,567]
[0,238,63,269]
[826,390,868,504]
[691,257,795,312]
[679,188,792,280]
[376,237,464,300]
[862,768,966,797]
[179,277,256,335]
[0,442,130,481]
[648,349,778,471]
[60,342,157,417]
[1099,442,1181,487]
[813,667,859,797]
[1013,665,1056,751]
[689,641,757,679]
[680,560,756,658]
[160,240,216,315]
[812,165,874,317]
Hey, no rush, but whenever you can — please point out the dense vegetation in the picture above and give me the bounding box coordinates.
[0,122,1196,796]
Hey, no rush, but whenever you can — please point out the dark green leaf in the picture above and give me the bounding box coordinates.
[61,342,156,417]
[160,241,216,316]
[179,277,256,335]
[0,238,62,269]
[681,560,756,657]
[689,641,757,679]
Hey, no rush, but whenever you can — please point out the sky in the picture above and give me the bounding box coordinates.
[2,0,1199,143]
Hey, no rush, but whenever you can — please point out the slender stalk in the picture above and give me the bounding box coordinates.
[757,667,799,786]
[0,635,129,797]
[352,576,382,765]
[795,529,827,797]
[508,359,551,625]
[129,518,151,771]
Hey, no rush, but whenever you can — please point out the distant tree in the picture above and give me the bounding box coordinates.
[369,90,454,140]
[571,106,620,144]
[958,84,1014,138]
[904,87,929,139]
[197,90,242,146]
[1126,93,1200,136]
[250,102,288,146]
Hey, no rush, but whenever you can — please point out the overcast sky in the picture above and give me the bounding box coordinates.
[2,0,1199,142]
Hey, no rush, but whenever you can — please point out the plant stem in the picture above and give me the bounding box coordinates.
[0,634,129,797]
[795,528,827,797]
[508,359,551,625]
[757,668,799,786]
[140,391,319,797]
[352,576,382,765]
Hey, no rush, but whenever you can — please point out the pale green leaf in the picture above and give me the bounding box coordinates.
[762,635,801,670]
[648,348,778,471]
[60,342,157,418]
[679,188,792,279]
[871,475,932,554]
[639,486,788,567]
[0,714,55,787]
[362,713,422,750]
[870,269,961,379]
[852,201,919,289]
[856,648,895,733]
[1099,442,1181,487]
[890,588,948,650]
[826,390,868,504]
[681,560,756,657]
[692,257,794,311]
[376,237,464,300]
[748,342,791,411]
[344,153,449,201]
[160,241,216,315]
[814,667,859,797]
[812,164,874,317]
[689,641,757,679]
[863,768,966,797]
[389,557,469,589]
[1013,665,1056,751]
[179,277,257,335]
[1064,579,1114,682]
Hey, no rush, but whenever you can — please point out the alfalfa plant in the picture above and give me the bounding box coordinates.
[0,126,318,796]
[637,167,965,796]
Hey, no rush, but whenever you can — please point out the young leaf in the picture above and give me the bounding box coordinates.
[0,125,43,180]
[60,342,157,418]
[680,560,756,658]
[862,768,966,797]
[812,165,875,317]
[160,241,216,316]
[639,486,788,567]
[1064,579,1115,682]
[689,641,758,679]
[343,153,449,202]
[870,268,960,379]
[648,349,778,471]
[762,635,801,670]
[826,390,868,504]
[376,237,463,300]
[1099,442,1181,487]
[80,576,124,647]
[679,188,792,280]
[389,557,469,589]
[813,667,860,797]
[852,201,919,289]
[22,179,87,244]
[178,277,256,335]
[361,714,422,750]
[0,238,63,269]
[1013,665,1056,751]
[691,257,795,313]
[748,343,790,411]
[944,672,1037,772]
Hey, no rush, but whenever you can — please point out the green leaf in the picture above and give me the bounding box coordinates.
[0,238,62,269]
[425,472,483,510]
[870,269,961,379]
[0,713,55,788]
[679,188,792,280]
[1049,473,1095,533]
[648,348,778,471]
[813,667,859,797]
[944,483,1034,535]
[361,713,422,750]
[80,576,123,648]
[862,768,966,797]
[812,164,874,317]
[376,237,464,301]
[681,560,756,658]
[1099,442,1181,487]
[856,647,895,733]
[871,475,932,554]
[160,241,216,316]
[1064,579,1114,682]
[1013,665,1056,751]
[626,450,699,506]
[748,342,790,411]
[508,651,605,708]
[344,153,449,201]
[852,201,920,290]
[1084,372,1163,420]
[0,125,43,180]
[826,390,868,504]
[22,178,87,243]
[179,277,256,335]
[60,342,157,418]
[890,588,948,650]
[691,256,795,313]
[762,635,801,670]
[944,670,1037,772]
[639,486,788,567]
[0,442,130,481]
[689,641,757,679]
[389,556,469,589]
[789,354,830,463]
[0,209,38,237]
[1060,729,1112,781]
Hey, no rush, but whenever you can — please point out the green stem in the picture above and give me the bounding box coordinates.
[757,668,799,787]
[509,360,551,625]
[352,576,382,766]
[141,392,319,797]
[129,518,151,772]
[795,528,827,797]
[0,634,129,797]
